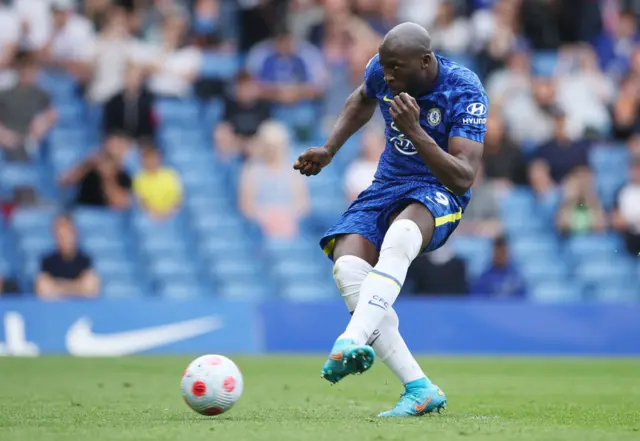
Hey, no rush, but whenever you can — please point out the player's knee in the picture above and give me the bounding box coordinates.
[333,255,373,292]
[380,219,423,263]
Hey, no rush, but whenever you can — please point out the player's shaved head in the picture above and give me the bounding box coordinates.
[378,23,437,97]
[380,22,432,57]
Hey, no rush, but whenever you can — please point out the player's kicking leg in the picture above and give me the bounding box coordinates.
[321,231,446,416]
[330,205,447,416]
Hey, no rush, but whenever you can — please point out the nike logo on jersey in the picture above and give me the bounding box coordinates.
[383,96,393,103]
[65,316,223,356]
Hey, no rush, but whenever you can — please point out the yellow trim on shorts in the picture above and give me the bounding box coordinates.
[323,237,336,256]
[434,208,463,227]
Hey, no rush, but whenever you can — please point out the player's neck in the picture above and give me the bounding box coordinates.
[417,56,440,97]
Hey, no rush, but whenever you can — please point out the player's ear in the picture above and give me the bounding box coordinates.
[422,53,431,69]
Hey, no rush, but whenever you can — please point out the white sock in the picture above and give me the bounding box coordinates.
[341,219,423,345]
[333,254,425,385]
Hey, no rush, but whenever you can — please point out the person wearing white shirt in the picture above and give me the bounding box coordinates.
[0,4,20,90]
[38,0,96,83]
[344,128,384,203]
[137,16,202,98]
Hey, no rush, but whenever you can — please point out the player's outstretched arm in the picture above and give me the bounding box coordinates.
[390,93,482,195]
[294,83,377,176]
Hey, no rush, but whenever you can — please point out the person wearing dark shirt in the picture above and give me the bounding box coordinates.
[404,244,468,295]
[529,109,591,193]
[35,214,100,299]
[103,63,155,140]
[482,113,527,186]
[470,236,527,299]
[61,132,133,209]
[214,71,271,159]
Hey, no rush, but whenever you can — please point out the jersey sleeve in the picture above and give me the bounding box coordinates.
[363,54,383,99]
[448,82,489,143]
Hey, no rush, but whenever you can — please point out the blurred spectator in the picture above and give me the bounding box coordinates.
[61,132,133,209]
[397,0,441,29]
[15,0,54,51]
[140,15,202,98]
[503,76,559,146]
[611,74,640,140]
[83,0,112,30]
[191,0,237,41]
[556,45,615,137]
[133,143,183,221]
[0,274,20,296]
[36,214,100,299]
[103,63,155,140]
[482,112,527,188]
[474,0,522,78]
[246,25,327,106]
[0,2,19,90]
[485,46,531,107]
[430,1,471,54]
[592,9,640,80]
[470,236,526,299]
[237,0,288,52]
[344,128,384,203]
[529,109,591,192]
[0,51,56,162]
[556,168,607,235]
[520,0,561,50]
[139,0,190,44]
[239,120,309,238]
[457,165,503,238]
[405,244,468,295]
[351,0,397,35]
[38,0,96,83]
[611,152,640,255]
[87,5,145,104]
[214,71,271,159]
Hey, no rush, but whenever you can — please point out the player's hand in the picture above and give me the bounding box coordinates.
[390,93,421,137]
[293,146,332,176]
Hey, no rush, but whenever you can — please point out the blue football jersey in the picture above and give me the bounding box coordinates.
[363,53,488,207]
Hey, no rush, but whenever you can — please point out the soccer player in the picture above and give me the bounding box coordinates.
[293,23,488,416]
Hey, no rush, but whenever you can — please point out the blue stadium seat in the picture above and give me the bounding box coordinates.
[50,149,85,176]
[19,235,54,257]
[200,52,240,80]
[218,281,272,300]
[158,281,207,299]
[575,260,634,290]
[73,208,125,231]
[199,237,253,261]
[450,235,492,277]
[138,236,187,255]
[186,194,233,214]
[531,281,584,302]
[281,282,335,301]
[597,174,627,209]
[532,51,558,76]
[48,128,89,150]
[208,259,264,281]
[565,234,620,262]
[81,235,126,256]
[271,260,323,284]
[102,280,145,299]
[592,281,639,302]
[520,259,569,283]
[590,145,629,175]
[56,103,85,128]
[0,164,40,197]
[155,99,200,127]
[510,235,558,260]
[11,208,57,232]
[148,258,198,281]
[93,259,136,280]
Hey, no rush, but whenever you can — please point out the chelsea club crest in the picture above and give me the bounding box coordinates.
[427,108,441,126]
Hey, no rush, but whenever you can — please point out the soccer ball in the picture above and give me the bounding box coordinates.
[181,354,243,416]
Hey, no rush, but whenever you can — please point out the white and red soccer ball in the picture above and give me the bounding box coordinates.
[181,354,243,416]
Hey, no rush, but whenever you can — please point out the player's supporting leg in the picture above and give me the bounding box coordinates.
[335,205,447,416]
[321,234,426,386]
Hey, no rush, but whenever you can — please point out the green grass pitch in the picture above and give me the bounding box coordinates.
[1,356,639,441]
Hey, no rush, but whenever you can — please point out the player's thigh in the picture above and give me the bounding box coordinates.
[393,203,435,250]
[332,234,379,267]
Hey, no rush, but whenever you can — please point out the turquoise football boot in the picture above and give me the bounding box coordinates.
[321,338,375,384]
[378,378,447,417]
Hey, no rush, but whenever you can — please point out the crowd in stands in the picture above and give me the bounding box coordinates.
[0,0,638,301]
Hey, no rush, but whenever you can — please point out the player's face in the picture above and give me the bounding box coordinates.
[379,50,427,96]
